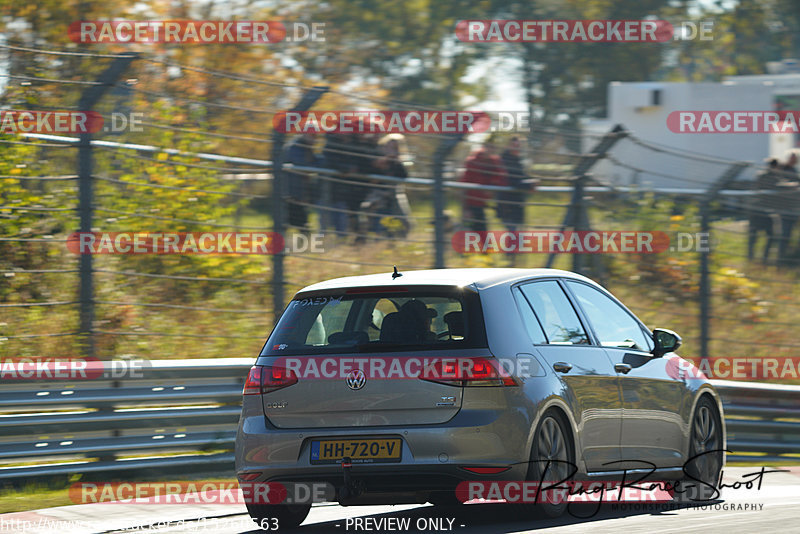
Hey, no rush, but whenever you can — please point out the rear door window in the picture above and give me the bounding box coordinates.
[518,281,590,345]
[513,287,547,345]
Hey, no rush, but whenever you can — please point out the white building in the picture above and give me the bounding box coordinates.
[584,64,800,191]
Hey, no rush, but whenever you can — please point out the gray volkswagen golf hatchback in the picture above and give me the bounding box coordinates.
[235,268,725,528]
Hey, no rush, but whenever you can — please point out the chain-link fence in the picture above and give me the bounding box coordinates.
[2,43,800,379]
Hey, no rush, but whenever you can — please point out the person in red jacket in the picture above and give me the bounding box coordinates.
[459,141,507,232]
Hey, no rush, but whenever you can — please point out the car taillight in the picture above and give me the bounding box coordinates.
[243,366,263,395]
[243,365,298,395]
[420,357,517,387]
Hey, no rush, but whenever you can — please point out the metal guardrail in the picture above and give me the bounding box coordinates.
[0,359,251,478]
[713,380,800,463]
[0,361,797,479]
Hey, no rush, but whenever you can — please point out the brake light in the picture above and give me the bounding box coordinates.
[262,365,298,392]
[420,357,517,387]
[243,365,298,395]
[345,286,408,294]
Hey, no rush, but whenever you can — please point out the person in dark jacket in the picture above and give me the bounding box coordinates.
[322,134,356,236]
[361,134,412,237]
[284,132,320,231]
[498,136,534,232]
[323,133,379,241]
[748,158,780,262]
[777,150,800,264]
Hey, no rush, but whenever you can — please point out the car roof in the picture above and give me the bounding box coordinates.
[295,268,597,294]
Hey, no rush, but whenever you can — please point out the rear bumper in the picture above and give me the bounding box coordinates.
[235,407,531,498]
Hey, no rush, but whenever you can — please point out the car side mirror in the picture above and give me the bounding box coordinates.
[652,328,682,357]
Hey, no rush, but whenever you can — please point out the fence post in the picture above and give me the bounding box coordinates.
[546,124,627,273]
[698,161,748,361]
[433,133,464,269]
[698,200,711,361]
[571,174,589,274]
[77,54,138,359]
[270,86,328,318]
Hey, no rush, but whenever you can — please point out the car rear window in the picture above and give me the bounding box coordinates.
[260,287,487,355]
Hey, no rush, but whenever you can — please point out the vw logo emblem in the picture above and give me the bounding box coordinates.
[346,369,366,390]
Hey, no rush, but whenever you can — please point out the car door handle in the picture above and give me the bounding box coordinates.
[553,362,572,374]
[615,363,632,374]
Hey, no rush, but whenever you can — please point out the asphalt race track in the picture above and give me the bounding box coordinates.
[3,467,799,534]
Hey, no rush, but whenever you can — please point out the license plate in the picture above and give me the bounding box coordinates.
[310,438,402,464]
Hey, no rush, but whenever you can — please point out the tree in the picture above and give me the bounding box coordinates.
[663,0,800,81]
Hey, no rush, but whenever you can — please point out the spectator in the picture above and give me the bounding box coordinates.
[498,136,534,232]
[748,158,780,263]
[284,132,320,231]
[323,133,380,241]
[459,141,507,232]
[776,150,800,264]
[322,134,357,236]
[349,133,381,243]
[360,133,412,237]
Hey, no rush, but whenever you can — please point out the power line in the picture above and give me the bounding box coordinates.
[0,301,78,308]
[93,174,263,198]
[93,268,270,285]
[94,330,266,340]
[2,74,102,85]
[95,300,270,315]
[94,207,269,229]
[0,332,78,339]
[0,43,136,59]
[0,175,78,181]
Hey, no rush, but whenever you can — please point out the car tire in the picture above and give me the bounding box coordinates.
[522,409,573,518]
[246,502,311,530]
[674,396,723,504]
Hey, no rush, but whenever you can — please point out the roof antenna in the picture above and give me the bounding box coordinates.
[392,266,402,280]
